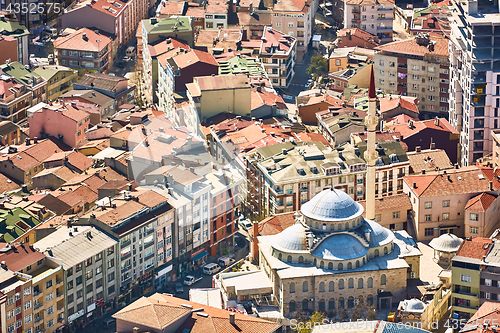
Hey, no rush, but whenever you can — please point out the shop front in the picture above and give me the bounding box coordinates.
[154,263,173,288]
[191,248,209,274]
[139,271,154,295]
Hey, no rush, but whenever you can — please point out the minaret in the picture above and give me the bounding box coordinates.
[364,65,379,221]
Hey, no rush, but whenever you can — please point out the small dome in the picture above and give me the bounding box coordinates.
[405,299,425,311]
[301,189,363,222]
[311,234,368,260]
[364,220,395,247]
[429,233,463,252]
[274,223,307,252]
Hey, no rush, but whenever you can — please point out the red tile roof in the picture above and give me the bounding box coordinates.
[386,118,458,139]
[465,192,497,212]
[114,293,282,333]
[54,28,112,52]
[70,0,126,17]
[336,28,379,48]
[379,96,418,114]
[463,301,500,333]
[405,167,500,197]
[260,27,296,55]
[359,194,412,214]
[157,1,186,16]
[376,34,449,57]
[273,0,309,13]
[456,237,493,260]
[0,243,45,272]
[250,89,287,111]
[250,212,295,237]
[173,49,218,68]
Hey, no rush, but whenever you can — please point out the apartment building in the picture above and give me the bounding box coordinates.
[34,225,118,328]
[492,129,500,168]
[374,34,450,118]
[157,48,218,113]
[0,14,29,65]
[344,0,394,43]
[79,190,173,305]
[59,0,149,47]
[479,241,500,306]
[73,73,135,107]
[328,46,375,73]
[246,140,409,218]
[28,102,91,148]
[448,0,500,166]
[403,166,500,241]
[0,74,32,123]
[0,243,64,333]
[205,0,228,29]
[33,66,78,101]
[271,0,312,62]
[53,28,113,74]
[141,17,194,102]
[257,27,296,88]
[0,266,33,333]
[451,237,492,320]
[186,74,251,133]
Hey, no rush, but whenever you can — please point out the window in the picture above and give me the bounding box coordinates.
[7,309,14,319]
[443,213,450,220]
[329,281,334,292]
[375,215,381,222]
[47,305,54,315]
[443,200,450,207]
[470,226,479,234]
[68,280,73,290]
[485,279,493,286]
[77,289,83,299]
[68,294,74,304]
[348,278,354,289]
[425,202,432,209]
[46,279,53,289]
[319,282,325,292]
[358,278,364,289]
[289,301,295,312]
[425,228,434,236]
[288,22,294,27]
[339,279,344,289]
[24,287,31,296]
[412,65,419,71]
[289,282,295,293]
[303,281,308,292]
[47,319,54,328]
[381,274,387,285]
[46,292,53,302]
[425,215,432,222]
[24,300,31,310]
[108,258,114,268]
[461,274,471,283]
[470,213,479,221]
[380,70,385,75]
[336,59,341,66]
[276,21,281,27]
[393,212,400,219]
[329,299,335,310]
[368,277,373,288]
[86,270,93,280]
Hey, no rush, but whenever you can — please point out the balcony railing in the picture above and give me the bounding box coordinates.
[120,240,131,248]
[56,279,63,285]
[57,292,64,298]
[57,306,64,311]
[145,228,154,235]
[35,317,44,324]
[301,187,308,192]
[34,303,43,310]
[121,265,131,273]
[144,240,154,248]
[34,290,42,297]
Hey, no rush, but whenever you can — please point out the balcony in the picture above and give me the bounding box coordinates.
[144,240,155,248]
[57,305,64,312]
[121,252,131,260]
[120,239,131,248]
[145,252,155,261]
[377,26,392,30]
[34,303,43,311]
[378,6,393,10]
[121,265,131,273]
[145,228,154,236]
[453,289,478,298]
[34,290,42,297]
[301,186,308,192]
[57,291,64,299]
[285,189,293,195]
[352,7,360,13]
[56,279,63,285]
[35,316,44,324]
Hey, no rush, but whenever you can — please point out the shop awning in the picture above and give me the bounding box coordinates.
[192,250,209,261]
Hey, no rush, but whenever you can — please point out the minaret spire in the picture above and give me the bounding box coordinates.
[364,65,379,221]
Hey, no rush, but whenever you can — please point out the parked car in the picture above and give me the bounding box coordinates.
[218,257,235,268]
[175,282,184,293]
[239,219,253,231]
[184,275,203,286]
[126,46,136,57]
[103,318,116,328]
[123,56,130,62]
[202,263,221,275]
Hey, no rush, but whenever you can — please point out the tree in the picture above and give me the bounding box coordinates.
[307,56,328,77]
[294,311,327,333]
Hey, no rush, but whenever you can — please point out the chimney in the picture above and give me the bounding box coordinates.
[252,221,259,263]
[34,137,38,144]
[133,328,140,333]
[430,142,436,150]
[412,182,417,189]
[282,148,287,155]
[421,169,425,175]
[434,117,439,126]
[447,175,451,181]
[415,146,421,153]
[229,313,235,325]
[0,261,6,268]
[490,181,494,191]
[25,138,30,145]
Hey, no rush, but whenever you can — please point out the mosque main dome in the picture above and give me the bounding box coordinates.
[271,188,396,271]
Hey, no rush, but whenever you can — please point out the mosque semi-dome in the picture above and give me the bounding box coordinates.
[274,223,308,252]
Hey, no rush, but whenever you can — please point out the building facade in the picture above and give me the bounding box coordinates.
[343,0,394,43]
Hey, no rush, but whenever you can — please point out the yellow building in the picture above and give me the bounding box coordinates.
[186,74,251,123]
[33,66,78,100]
[328,47,375,73]
[450,238,492,320]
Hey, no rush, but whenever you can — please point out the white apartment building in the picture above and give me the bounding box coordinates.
[34,226,118,326]
[448,0,500,166]
[344,0,394,43]
[247,141,409,217]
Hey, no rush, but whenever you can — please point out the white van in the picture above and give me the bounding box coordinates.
[218,257,235,268]
[203,263,221,275]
